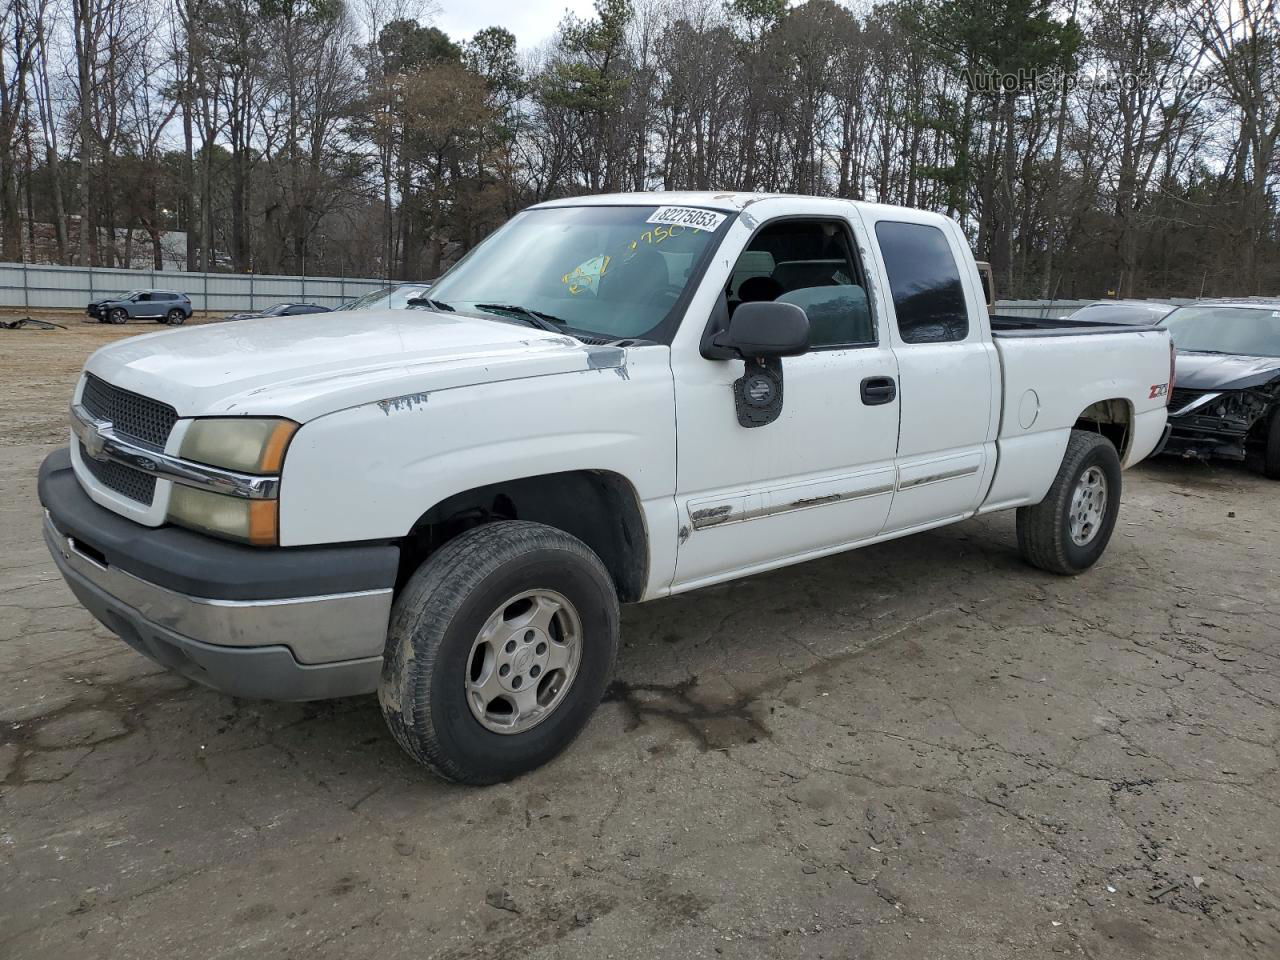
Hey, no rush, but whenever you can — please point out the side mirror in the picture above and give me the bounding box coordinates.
[711,301,810,360]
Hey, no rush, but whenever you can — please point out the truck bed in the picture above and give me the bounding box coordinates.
[989,315,1152,338]
[987,320,1171,491]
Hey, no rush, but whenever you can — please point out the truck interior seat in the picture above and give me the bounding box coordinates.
[729,251,776,298]
[737,276,783,303]
[771,259,848,292]
[604,250,670,301]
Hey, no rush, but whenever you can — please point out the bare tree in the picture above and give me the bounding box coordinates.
[1190,0,1279,293]
[3,0,1275,299]
[0,0,37,259]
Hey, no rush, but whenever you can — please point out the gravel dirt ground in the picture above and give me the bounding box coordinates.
[1,320,1277,959]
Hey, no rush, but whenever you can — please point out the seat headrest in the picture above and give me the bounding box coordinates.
[772,259,846,291]
[738,276,783,303]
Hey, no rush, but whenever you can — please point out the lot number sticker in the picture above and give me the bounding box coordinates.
[646,206,728,231]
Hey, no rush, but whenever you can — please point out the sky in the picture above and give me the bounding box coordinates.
[434,0,601,50]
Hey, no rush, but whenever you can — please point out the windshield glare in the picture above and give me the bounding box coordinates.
[1160,305,1280,358]
[427,205,727,339]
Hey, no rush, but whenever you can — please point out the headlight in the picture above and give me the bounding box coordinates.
[169,417,296,545]
[168,485,279,545]
[179,418,297,473]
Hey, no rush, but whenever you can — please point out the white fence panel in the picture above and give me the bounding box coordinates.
[0,261,388,313]
[6,266,1208,319]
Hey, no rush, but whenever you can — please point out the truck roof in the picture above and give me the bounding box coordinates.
[532,191,956,226]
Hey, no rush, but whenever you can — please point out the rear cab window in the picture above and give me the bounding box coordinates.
[874,221,969,344]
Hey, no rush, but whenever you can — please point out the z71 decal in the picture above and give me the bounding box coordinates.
[1149,382,1169,399]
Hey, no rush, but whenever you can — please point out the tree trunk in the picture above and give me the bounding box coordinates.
[75,0,94,266]
[182,73,197,271]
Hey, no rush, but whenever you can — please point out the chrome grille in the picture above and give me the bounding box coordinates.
[79,443,157,506]
[81,374,178,449]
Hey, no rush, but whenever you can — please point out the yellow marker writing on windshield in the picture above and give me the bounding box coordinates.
[562,255,611,296]
[628,224,701,252]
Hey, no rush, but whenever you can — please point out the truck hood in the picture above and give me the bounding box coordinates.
[84,310,625,422]
[1175,351,1280,391]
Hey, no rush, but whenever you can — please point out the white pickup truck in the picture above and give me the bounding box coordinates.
[40,193,1173,783]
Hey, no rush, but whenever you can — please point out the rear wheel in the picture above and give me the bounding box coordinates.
[108,308,128,324]
[379,520,619,784]
[1017,429,1122,575]
[166,308,186,325]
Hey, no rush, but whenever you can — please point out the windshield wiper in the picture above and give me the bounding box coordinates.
[474,303,567,332]
[406,296,455,312]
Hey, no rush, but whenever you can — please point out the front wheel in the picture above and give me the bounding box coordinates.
[1261,410,1280,480]
[379,520,620,784]
[1016,429,1122,575]
[108,308,128,324]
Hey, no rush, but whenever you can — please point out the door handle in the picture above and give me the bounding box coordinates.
[860,376,897,405]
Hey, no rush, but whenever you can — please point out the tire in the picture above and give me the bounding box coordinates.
[1263,409,1280,480]
[379,520,620,784]
[109,308,128,325]
[1016,429,1122,575]
[166,309,186,325]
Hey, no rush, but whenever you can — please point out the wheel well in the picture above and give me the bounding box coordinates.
[1074,398,1132,461]
[1244,399,1280,451]
[398,471,649,602]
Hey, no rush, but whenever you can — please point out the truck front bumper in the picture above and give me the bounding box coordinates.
[39,448,399,701]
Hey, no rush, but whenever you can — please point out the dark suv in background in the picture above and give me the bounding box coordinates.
[86,290,193,325]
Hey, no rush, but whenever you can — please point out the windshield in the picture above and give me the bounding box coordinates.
[427,205,729,339]
[262,303,291,316]
[1071,302,1171,325]
[1160,305,1280,358]
[117,290,143,300]
[345,283,432,311]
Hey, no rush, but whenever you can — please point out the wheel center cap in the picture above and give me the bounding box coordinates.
[513,647,534,673]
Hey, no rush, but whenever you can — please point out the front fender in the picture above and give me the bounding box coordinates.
[277,347,678,586]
